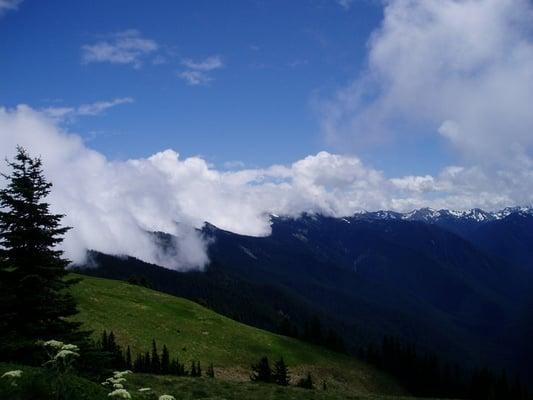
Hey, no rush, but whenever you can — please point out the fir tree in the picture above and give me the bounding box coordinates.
[161,345,170,374]
[196,361,202,377]
[144,351,151,373]
[0,147,82,361]
[207,363,215,378]
[107,331,124,368]
[190,360,197,377]
[151,339,160,373]
[101,330,109,350]
[133,353,143,372]
[273,357,290,386]
[125,346,132,370]
[250,356,272,383]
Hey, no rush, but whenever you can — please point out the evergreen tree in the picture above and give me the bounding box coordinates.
[133,353,143,372]
[190,360,197,377]
[170,356,185,376]
[144,351,151,373]
[0,147,82,361]
[101,330,109,350]
[107,331,124,368]
[196,361,202,377]
[151,339,160,373]
[207,363,215,378]
[250,356,272,383]
[161,345,170,374]
[273,357,290,386]
[125,346,132,370]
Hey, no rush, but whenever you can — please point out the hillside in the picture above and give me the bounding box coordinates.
[69,273,405,397]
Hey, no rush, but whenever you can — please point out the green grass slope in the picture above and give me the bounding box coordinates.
[0,362,108,400]
[69,274,404,397]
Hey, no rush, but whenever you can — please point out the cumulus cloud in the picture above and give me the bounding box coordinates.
[0,0,22,16]
[82,30,159,68]
[1,105,532,270]
[42,98,134,121]
[321,0,533,167]
[178,55,224,86]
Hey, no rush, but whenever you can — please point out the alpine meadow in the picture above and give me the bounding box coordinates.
[1,1,533,399]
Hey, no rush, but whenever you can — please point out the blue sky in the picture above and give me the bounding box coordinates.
[2,0,533,267]
[0,0,394,168]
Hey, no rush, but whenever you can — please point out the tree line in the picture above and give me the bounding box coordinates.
[361,335,532,400]
[278,315,345,354]
[250,356,317,390]
[100,330,214,378]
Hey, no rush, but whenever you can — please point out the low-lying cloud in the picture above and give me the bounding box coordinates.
[1,105,532,271]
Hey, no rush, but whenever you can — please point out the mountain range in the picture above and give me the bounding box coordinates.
[75,206,533,383]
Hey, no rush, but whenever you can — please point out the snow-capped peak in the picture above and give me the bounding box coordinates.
[351,206,533,223]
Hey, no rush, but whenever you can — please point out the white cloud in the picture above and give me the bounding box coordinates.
[321,0,533,169]
[317,0,533,219]
[178,55,224,86]
[0,0,22,16]
[82,30,159,68]
[42,97,134,121]
[178,71,213,86]
[182,56,223,71]
[2,105,532,270]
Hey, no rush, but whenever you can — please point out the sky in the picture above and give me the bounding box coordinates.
[1,0,533,270]
[0,0,387,169]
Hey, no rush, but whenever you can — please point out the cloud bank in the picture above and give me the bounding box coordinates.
[321,0,533,168]
[2,0,533,271]
[1,104,532,271]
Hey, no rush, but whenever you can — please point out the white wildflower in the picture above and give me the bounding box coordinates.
[107,377,126,384]
[159,395,176,400]
[113,383,124,389]
[108,388,132,399]
[113,370,132,378]
[54,349,79,359]
[138,387,151,392]
[43,340,64,349]
[61,344,79,352]
[1,370,22,379]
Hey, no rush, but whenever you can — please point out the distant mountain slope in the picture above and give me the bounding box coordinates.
[79,251,325,334]
[69,274,404,396]
[76,207,533,383]
[359,206,533,271]
[205,215,530,371]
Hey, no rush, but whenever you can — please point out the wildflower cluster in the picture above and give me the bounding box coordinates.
[103,370,133,398]
[32,340,81,399]
[42,340,80,372]
[1,370,23,387]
